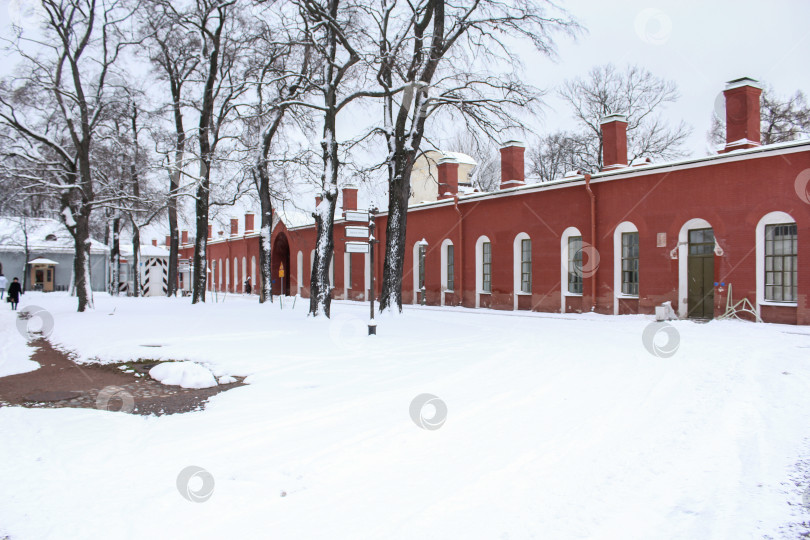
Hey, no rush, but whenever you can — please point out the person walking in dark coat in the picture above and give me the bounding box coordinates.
[7,277,22,310]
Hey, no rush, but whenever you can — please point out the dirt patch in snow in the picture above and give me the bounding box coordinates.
[0,339,244,416]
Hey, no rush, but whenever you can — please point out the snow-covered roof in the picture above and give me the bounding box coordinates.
[120,243,170,258]
[28,258,60,265]
[0,217,109,254]
[441,151,477,166]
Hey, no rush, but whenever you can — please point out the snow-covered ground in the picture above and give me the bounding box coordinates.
[2,292,810,539]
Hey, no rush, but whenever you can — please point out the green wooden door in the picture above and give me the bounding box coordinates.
[687,228,715,319]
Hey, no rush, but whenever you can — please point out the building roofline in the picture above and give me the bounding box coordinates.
[287,138,810,230]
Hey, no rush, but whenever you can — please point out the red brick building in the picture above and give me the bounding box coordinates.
[180,78,810,324]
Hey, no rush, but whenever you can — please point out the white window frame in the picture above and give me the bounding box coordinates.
[440,239,454,306]
[251,256,257,293]
[560,226,583,313]
[756,211,798,310]
[296,251,303,296]
[344,251,351,299]
[513,232,531,310]
[242,257,247,292]
[412,241,427,304]
[475,235,491,308]
[613,221,639,314]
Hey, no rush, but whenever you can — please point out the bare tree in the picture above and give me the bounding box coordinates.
[552,64,690,172]
[528,131,590,182]
[295,0,369,318]
[242,9,313,304]
[709,86,810,148]
[177,0,251,304]
[141,1,200,297]
[0,0,137,312]
[370,0,578,312]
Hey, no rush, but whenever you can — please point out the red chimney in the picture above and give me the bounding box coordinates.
[165,235,170,247]
[315,195,322,208]
[151,238,157,247]
[244,213,255,233]
[600,114,628,170]
[181,230,188,244]
[342,185,358,214]
[207,224,212,240]
[499,141,525,189]
[230,217,239,237]
[721,77,762,153]
[437,156,459,200]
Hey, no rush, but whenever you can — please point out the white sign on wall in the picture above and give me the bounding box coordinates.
[345,210,369,223]
[345,241,370,253]
[346,226,369,238]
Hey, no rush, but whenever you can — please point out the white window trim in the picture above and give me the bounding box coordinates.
[756,211,798,311]
[677,218,712,317]
[475,235,491,308]
[560,227,583,312]
[344,251,351,299]
[296,251,303,295]
[233,258,239,292]
[242,257,247,292]
[251,256,257,293]
[613,222,639,314]
[329,254,335,288]
[364,252,370,301]
[440,239,454,306]
[513,232,531,310]
[412,241,423,304]
[310,249,315,291]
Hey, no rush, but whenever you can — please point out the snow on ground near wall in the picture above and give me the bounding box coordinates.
[149,361,218,389]
[0,304,39,377]
[2,292,810,539]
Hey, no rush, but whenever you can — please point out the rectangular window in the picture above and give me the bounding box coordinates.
[482,242,491,293]
[347,255,352,289]
[520,238,532,293]
[446,245,454,291]
[765,223,798,302]
[568,236,583,294]
[621,232,639,296]
[418,244,426,290]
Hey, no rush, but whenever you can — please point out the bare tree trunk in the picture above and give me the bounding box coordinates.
[256,169,273,303]
[131,223,141,297]
[111,215,120,295]
[380,153,413,311]
[191,163,210,304]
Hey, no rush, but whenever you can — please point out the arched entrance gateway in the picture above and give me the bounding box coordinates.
[271,232,291,296]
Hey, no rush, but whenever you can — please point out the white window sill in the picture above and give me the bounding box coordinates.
[516,292,532,296]
[442,289,455,293]
[478,291,491,295]
[563,292,583,297]
[616,294,639,300]
[759,301,798,307]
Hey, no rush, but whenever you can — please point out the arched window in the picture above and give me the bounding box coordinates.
[251,256,257,293]
[218,259,223,291]
[613,222,639,314]
[440,239,454,306]
[310,249,315,289]
[344,252,351,299]
[296,251,303,296]
[225,259,230,291]
[412,240,427,304]
[233,258,239,292]
[757,211,798,311]
[242,257,247,291]
[560,227,583,313]
[475,235,492,308]
[513,232,531,309]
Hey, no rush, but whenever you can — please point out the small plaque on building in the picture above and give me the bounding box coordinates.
[657,233,666,247]
[345,226,369,238]
[345,241,370,253]
[345,210,369,223]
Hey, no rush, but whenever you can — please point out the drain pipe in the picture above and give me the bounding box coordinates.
[584,173,596,312]
[454,194,463,305]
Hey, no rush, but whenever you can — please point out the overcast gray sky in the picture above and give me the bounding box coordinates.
[525,0,810,155]
[1,0,808,223]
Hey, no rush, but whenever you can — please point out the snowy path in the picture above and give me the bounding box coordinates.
[1,293,810,539]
